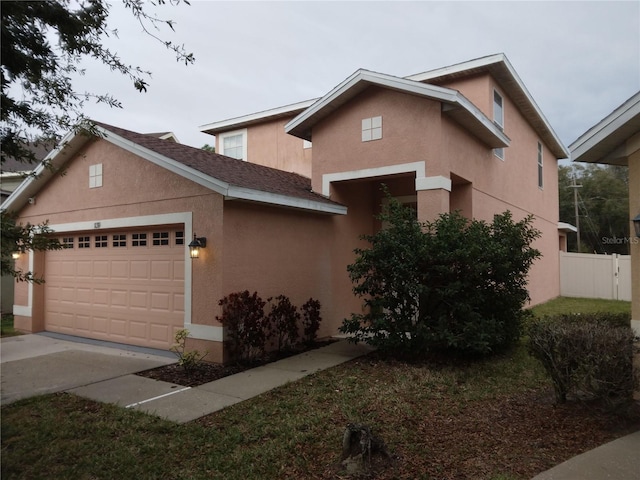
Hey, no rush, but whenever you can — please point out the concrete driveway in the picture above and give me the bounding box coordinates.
[1,333,175,405]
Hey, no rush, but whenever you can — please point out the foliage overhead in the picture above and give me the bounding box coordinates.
[340,191,541,356]
[558,164,629,254]
[1,0,193,282]
[1,0,194,166]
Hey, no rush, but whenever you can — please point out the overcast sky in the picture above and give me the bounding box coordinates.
[74,1,639,157]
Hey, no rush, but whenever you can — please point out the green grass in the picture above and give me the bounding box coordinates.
[529,296,631,318]
[1,297,635,479]
[0,314,20,337]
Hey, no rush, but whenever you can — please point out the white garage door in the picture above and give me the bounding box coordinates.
[44,228,185,350]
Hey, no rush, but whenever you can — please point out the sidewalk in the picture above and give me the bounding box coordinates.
[70,339,374,423]
[1,333,374,423]
[531,429,640,480]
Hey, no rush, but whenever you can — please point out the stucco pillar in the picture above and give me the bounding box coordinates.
[416,188,450,222]
[629,151,640,336]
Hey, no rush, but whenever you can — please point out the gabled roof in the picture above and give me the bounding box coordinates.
[285,69,510,149]
[2,122,346,215]
[569,91,640,165]
[407,53,569,159]
[199,99,318,135]
[145,131,180,143]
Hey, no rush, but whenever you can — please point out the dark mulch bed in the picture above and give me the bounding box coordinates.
[136,340,336,387]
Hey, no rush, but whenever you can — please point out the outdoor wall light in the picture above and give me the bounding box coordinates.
[11,252,20,260]
[189,234,207,259]
[633,214,640,238]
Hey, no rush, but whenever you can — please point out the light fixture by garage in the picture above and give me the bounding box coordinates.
[188,233,207,259]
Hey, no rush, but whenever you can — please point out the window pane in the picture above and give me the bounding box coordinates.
[493,91,503,127]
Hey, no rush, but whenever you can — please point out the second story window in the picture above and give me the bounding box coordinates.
[219,129,247,160]
[493,90,504,128]
[537,142,544,189]
[493,90,505,159]
[362,116,382,142]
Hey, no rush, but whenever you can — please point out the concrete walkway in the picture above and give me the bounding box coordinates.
[2,333,638,478]
[1,333,373,423]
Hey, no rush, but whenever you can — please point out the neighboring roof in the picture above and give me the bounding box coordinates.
[558,222,578,233]
[145,131,180,143]
[407,53,569,159]
[1,142,53,173]
[285,69,510,149]
[2,122,346,215]
[569,91,640,165]
[199,99,319,136]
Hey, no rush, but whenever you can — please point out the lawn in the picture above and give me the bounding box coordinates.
[0,315,20,337]
[1,297,638,479]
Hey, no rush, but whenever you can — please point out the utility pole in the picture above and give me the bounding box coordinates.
[568,175,583,252]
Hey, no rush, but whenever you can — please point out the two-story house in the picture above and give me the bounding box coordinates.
[4,54,568,362]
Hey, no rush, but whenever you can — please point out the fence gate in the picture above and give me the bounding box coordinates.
[559,252,631,301]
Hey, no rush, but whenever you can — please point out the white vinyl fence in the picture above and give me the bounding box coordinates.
[560,252,632,301]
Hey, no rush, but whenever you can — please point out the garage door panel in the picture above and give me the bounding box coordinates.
[45,227,185,349]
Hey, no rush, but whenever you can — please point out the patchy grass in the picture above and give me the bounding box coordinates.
[2,297,638,479]
[1,314,20,337]
[529,296,631,318]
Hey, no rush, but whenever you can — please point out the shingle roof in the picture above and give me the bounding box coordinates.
[95,122,342,210]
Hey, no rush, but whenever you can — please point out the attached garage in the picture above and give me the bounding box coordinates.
[5,122,345,362]
[44,227,185,349]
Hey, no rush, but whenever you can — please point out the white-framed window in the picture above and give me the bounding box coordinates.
[219,129,247,160]
[537,141,544,189]
[62,237,74,249]
[362,116,382,142]
[493,90,504,159]
[89,164,103,188]
[152,232,169,246]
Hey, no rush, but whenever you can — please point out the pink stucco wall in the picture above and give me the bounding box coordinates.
[216,117,312,178]
[13,138,226,360]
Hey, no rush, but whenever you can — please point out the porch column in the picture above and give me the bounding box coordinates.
[415,175,451,223]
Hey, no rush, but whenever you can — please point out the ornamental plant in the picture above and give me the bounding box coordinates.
[340,190,541,356]
[216,290,267,361]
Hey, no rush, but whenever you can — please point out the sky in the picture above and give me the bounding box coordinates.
[72,1,640,157]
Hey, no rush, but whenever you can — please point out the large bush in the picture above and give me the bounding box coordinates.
[340,194,541,356]
[528,313,638,407]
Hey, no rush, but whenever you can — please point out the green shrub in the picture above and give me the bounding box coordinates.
[170,329,207,372]
[527,313,637,407]
[340,191,540,357]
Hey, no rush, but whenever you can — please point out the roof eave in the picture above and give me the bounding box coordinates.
[569,92,640,165]
[286,69,509,149]
[199,99,319,135]
[1,129,92,212]
[409,53,569,159]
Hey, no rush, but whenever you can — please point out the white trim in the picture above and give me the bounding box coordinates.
[12,249,36,318]
[199,99,318,133]
[285,69,509,149]
[569,91,640,163]
[322,161,426,197]
[226,186,347,215]
[184,323,224,342]
[218,129,248,161]
[98,126,230,196]
[49,212,191,234]
[49,212,198,333]
[13,305,32,317]
[558,222,577,233]
[415,176,452,192]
